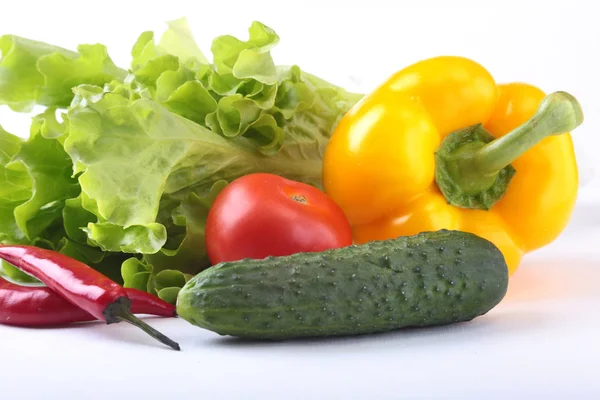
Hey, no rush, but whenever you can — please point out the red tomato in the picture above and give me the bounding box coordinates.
[205,173,353,264]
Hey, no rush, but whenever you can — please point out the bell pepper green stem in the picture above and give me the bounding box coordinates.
[434,91,583,210]
[471,91,583,175]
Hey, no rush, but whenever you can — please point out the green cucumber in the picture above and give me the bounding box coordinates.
[177,229,509,339]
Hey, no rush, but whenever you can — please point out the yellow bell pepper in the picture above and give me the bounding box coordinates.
[322,56,583,274]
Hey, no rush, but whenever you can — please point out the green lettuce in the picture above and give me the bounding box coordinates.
[0,114,127,283]
[0,18,362,302]
[0,36,127,112]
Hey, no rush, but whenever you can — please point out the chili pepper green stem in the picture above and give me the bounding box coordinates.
[105,298,181,351]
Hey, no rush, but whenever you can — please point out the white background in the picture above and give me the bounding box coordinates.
[0,1,599,399]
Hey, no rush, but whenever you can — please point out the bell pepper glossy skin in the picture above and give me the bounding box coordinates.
[323,56,579,274]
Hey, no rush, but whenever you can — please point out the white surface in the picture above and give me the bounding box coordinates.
[0,1,599,399]
[0,204,599,399]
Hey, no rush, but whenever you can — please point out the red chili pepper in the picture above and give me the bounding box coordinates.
[0,245,180,350]
[0,275,176,327]
[126,288,177,318]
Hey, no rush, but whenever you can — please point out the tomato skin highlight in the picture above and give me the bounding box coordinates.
[205,173,353,265]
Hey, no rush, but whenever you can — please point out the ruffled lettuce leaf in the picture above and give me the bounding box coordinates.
[158,18,209,65]
[0,109,79,246]
[0,111,125,284]
[64,84,292,254]
[131,25,207,72]
[0,36,127,112]
[211,21,278,83]
[9,115,80,240]
[0,125,34,282]
[121,180,226,302]
[129,18,361,163]
[0,126,30,244]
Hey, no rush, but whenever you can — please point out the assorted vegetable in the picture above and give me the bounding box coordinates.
[0,18,362,302]
[323,56,583,274]
[205,173,353,264]
[0,18,585,346]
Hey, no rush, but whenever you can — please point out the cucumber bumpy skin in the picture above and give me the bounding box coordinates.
[177,230,509,339]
